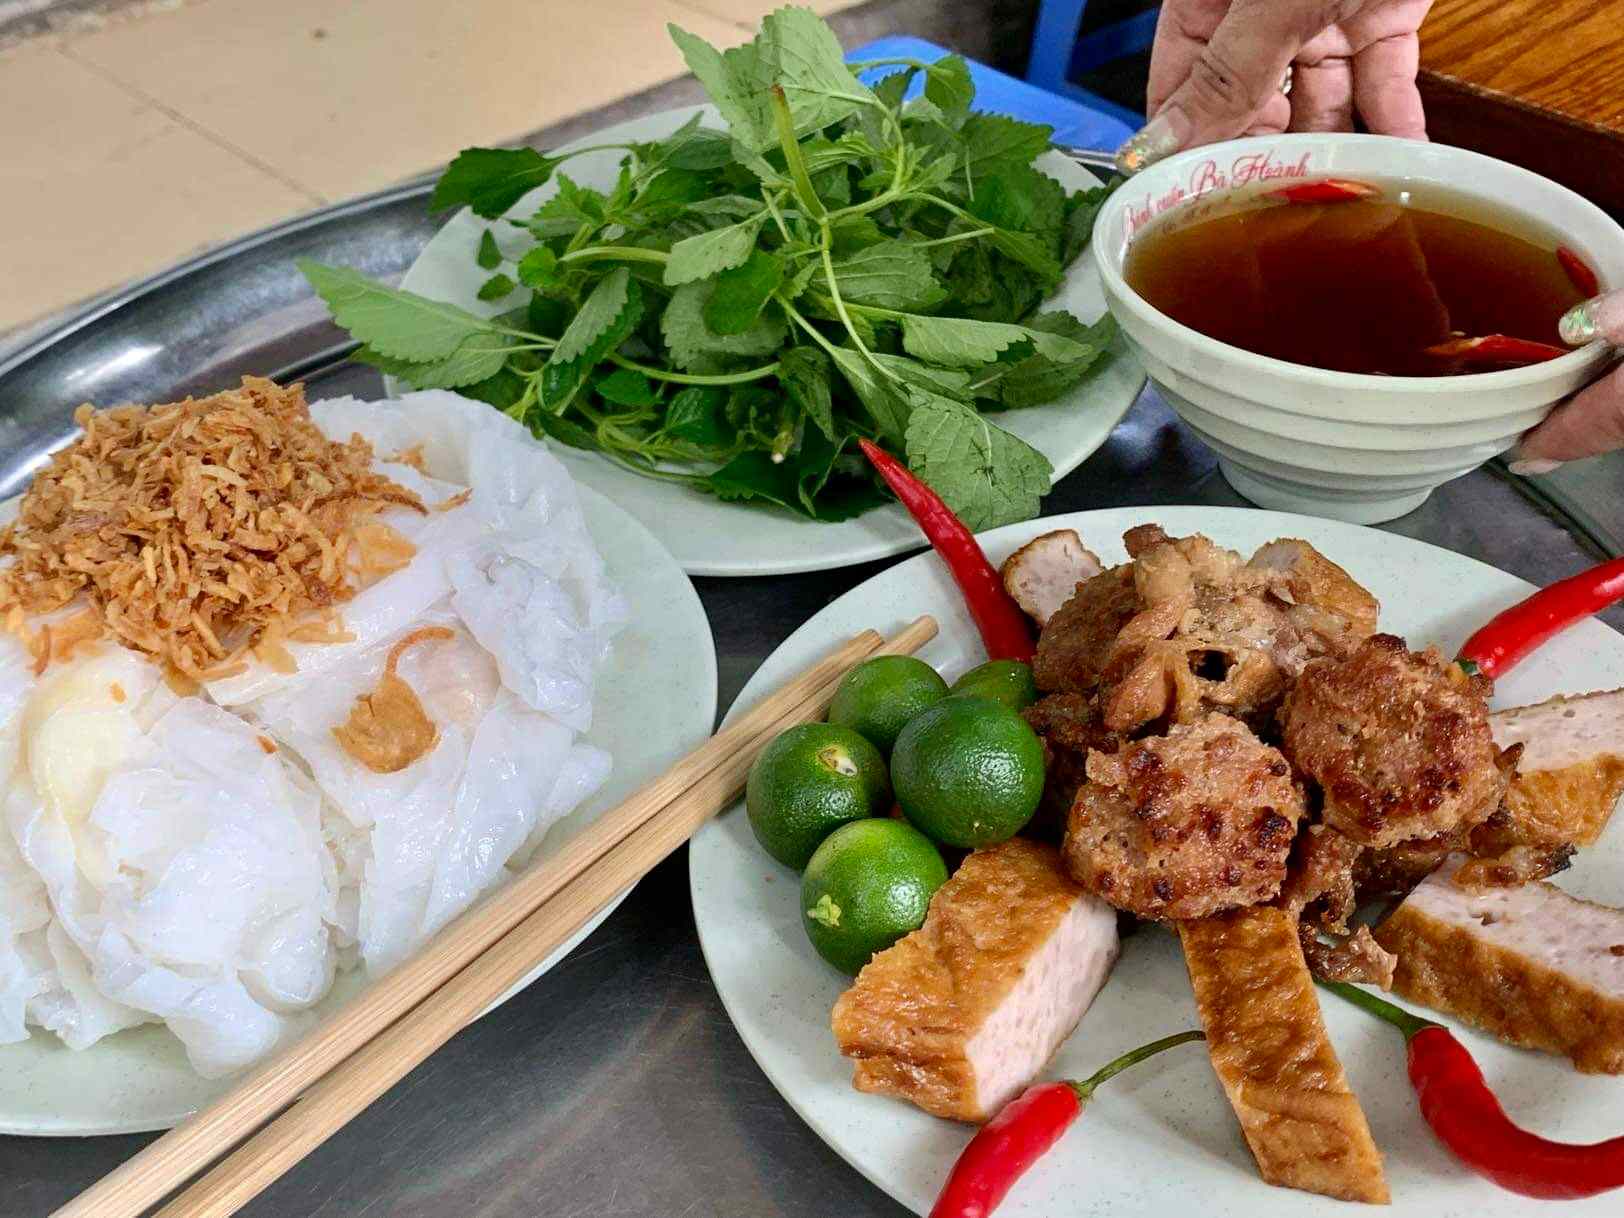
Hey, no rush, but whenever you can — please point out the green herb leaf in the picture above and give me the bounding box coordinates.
[431,147,558,218]
[668,25,774,151]
[662,280,787,369]
[704,248,785,334]
[299,260,500,362]
[553,267,640,364]
[779,345,836,440]
[663,127,735,171]
[594,367,663,407]
[781,259,821,300]
[459,366,529,411]
[663,386,734,450]
[971,165,1066,241]
[523,176,607,240]
[995,312,1116,408]
[476,272,517,301]
[923,54,974,122]
[960,113,1053,179]
[476,230,503,270]
[632,168,715,218]
[869,353,971,399]
[904,394,1052,530]
[1062,180,1118,265]
[517,246,561,290]
[532,409,601,452]
[871,68,916,111]
[353,333,515,390]
[828,346,912,441]
[664,213,766,286]
[829,240,948,311]
[898,314,1093,368]
[759,6,874,135]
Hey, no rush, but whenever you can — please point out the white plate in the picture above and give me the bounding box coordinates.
[0,485,717,1137]
[690,505,1624,1218]
[398,106,1146,577]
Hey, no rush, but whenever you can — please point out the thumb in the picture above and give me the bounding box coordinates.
[1121,0,1330,170]
[1513,364,1624,467]
[1512,291,1624,467]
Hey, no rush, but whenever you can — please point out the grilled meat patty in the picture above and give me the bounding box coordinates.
[1280,633,1513,848]
[1062,713,1305,920]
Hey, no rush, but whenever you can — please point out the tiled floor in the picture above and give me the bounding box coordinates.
[0,0,859,334]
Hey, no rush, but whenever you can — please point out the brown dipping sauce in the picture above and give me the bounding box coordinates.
[1123,194,1585,376]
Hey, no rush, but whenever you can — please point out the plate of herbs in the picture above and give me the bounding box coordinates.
[300,7,1144,575]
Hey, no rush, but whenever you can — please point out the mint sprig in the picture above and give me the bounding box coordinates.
[300,4,1123,528]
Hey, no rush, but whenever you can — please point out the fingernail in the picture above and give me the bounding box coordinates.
[1116,111,1184,175]
[1559,298,1601,346]
[1508,458,1563,476]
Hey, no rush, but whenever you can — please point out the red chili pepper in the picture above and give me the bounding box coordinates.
[1321,981,1624,1199]
[1457,556,1624,678]
[1557,246,1601,298]
[1423,334,1569,366]
[858,439,1036,663]
[1266,178,1380,204]
[929,1031,1204,1218]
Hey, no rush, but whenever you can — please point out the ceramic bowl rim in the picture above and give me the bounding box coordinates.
[1092,132,1618,401]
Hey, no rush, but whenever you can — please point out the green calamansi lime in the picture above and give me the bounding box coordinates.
[800,819,948,975]
[746,723,891,870]
[891,695,1045,848]
[949,660,1039,712]
[827,655,951,755]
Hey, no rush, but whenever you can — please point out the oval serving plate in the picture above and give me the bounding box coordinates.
[691,504,1624,1218]
[0,484,717,1136]
[398,105,1146,578]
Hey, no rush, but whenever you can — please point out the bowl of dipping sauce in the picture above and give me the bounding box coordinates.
[1094,133,1623,523]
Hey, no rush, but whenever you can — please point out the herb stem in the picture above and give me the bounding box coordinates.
[907,226,995,250]
[843,56,935,73]
[770,85,826,221]
[780,298,842,356]
[608,353,779,385]
[558,245,668,266]
[818,234,901,384]
[762,190,793,243]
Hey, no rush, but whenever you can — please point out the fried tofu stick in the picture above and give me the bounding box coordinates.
[1179,906,1389,1204]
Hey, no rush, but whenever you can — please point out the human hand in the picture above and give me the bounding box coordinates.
[1118,0,1434,172]
[1510,293,1624,473]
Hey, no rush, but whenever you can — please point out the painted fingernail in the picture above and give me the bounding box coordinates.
[1116,111,1184,175]
[1559,298,1601,346]
[1508,458,1564,476]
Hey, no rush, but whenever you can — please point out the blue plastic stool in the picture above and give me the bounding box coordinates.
[1026,1,1158,130]
[845,35,1136,153]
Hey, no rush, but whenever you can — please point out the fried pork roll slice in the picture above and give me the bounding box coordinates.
[1491,688,1624,849]
[1179,906,1389,1205]
[831,838,1119,1123]
[1375,855,1624,1074]
[1000,529,1103,627]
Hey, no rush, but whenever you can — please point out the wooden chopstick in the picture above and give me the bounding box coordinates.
[57,615,936,1218]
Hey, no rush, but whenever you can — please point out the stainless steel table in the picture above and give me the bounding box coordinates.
[3,184,1621,1218]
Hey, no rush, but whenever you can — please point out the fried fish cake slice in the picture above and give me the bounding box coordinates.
[1376,854,1624,1074]
[831,838,1120,1122]
[1179,906,1389,1205]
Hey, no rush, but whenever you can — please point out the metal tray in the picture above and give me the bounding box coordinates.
[3,181,1621,1218]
